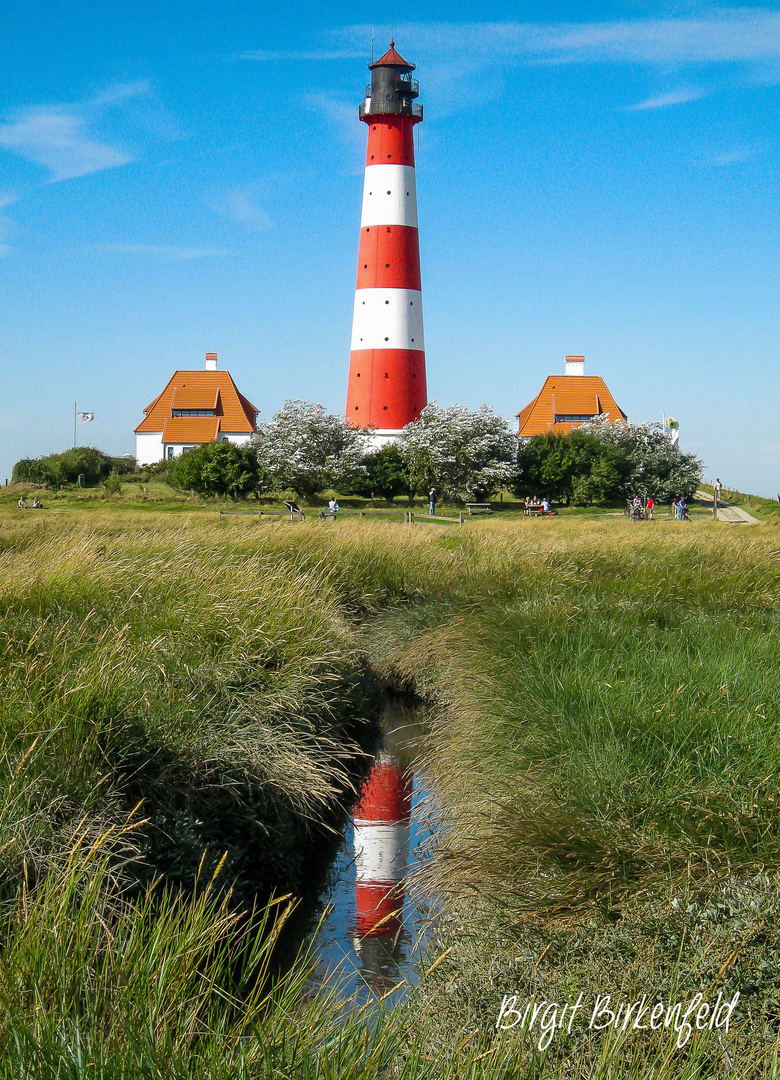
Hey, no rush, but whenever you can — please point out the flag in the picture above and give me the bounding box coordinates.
[663,415,679,446]
[77,412,94,423]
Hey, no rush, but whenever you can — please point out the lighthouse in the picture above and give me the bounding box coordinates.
[346,40,427,444]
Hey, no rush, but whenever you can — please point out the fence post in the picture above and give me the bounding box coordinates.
[459,512,463,526]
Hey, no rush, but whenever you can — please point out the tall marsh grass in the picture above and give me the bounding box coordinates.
[2,510,780,1074]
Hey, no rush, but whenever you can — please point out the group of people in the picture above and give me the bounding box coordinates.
[16,496,42,509]
[523,496,551,515]
[672,497,688,520]
[629,494,688,520]
[629,494,655,520]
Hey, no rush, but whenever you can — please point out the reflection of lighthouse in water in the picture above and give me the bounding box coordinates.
[352,749,413,992]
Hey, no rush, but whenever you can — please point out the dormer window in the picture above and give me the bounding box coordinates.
[171,409,215,417]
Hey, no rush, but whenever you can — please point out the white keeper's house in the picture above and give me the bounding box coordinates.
[134,353,258,466]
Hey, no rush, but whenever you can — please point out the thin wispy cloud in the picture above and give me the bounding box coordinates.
[0,80,181,183]
[713,145,760,165]
[0,192,18,255]
[93,243,231,261]
[86,80,152,109]
[239,49,363,62]
[333,11,780,66]
[629,87,709,111]
[206,186,272,232]
[0,106,132,181]
[87,80,184,141]
[302,91,357,144]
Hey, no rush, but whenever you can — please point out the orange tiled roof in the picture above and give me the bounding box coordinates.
[162,417,221,444]
[516,375,626,438]
[135,370,258,436]
[171,386,220,411]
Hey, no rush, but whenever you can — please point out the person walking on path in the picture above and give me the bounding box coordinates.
[646,496,654,520]
[714,478,723,505]
[429,488,437,516]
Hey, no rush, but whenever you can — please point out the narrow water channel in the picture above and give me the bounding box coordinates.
[299,697,437,1005]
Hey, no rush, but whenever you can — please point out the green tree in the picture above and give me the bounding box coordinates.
[168,441,263,498]
[515,421,703,506]
[581,419,703,501]
[343,443,411,503]
[12,447,114,487]
[514,430,625,505]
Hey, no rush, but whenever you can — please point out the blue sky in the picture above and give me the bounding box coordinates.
[1,2,779,494]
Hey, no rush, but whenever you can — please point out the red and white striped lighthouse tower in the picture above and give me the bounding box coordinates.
[352,750,412,992]
[346,40,427,443]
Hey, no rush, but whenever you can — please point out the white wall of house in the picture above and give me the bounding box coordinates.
[135,432,164,466]
[221,432,255,447]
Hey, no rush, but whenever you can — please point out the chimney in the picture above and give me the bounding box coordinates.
[565,355,585,376]
[205,352,217,371]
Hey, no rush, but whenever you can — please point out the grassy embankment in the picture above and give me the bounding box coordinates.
[1,509,780,1076]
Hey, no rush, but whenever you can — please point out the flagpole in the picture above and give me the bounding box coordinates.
[74,402,77,449]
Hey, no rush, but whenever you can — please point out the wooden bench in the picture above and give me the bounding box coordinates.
[318,509,338,520]
[465,503,491,515]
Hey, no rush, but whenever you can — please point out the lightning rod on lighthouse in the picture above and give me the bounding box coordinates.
[346,40,427,444]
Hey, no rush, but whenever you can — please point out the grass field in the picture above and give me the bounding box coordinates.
[0,507,779,1077]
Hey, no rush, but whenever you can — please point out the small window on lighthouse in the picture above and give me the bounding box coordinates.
[387,190,391,194]
[385,300,389,305]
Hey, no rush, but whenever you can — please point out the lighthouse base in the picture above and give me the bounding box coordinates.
[357,429,405,453]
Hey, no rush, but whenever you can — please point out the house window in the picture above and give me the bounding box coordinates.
[166,446,175,459]
[554,414,596,423]
[171,409,215,417]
